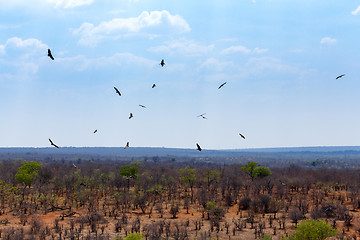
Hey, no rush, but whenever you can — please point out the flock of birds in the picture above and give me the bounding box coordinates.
[46,48,346,151]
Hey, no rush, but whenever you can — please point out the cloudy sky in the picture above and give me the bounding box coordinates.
[1,0,360,149]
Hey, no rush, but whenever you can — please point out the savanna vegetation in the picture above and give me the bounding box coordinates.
[0,157,359,239]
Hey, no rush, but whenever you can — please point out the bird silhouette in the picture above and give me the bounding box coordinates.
[160,59,165,67]
[239,133,246,139]
[197,113,207,119]
[93,129,97,134]
[124,142,129,149]
[114,87,121,96]
[336,74,345,79]
[129,113,133,119]
[152,84,156,88]
[48,49,54,60]
[139,105,146,108]
[218,82,227,89]
[49,138,59,148]
[196,143,202,151]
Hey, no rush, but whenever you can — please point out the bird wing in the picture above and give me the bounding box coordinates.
[114,87,121,96]
[49,139,59,148]
[336,74,345,79]
[48,49,54,60]
[218,82,227,89]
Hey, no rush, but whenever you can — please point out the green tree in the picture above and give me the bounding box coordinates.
[253,166,272,179]
[205,168,221,188]
[179,166,196,201]
[125,233,144,240]
[15,161,42,188]
[241,161,271,181]
[206,201,216,219]
[120,165,139,179]
[287,219,337,240]
[120,164,139,190]
[260,235,272,240]
[115,233,144,240]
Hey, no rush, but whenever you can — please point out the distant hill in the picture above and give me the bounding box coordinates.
[226,146,360,153]
[2,146,360,168]
[0,146,360,158]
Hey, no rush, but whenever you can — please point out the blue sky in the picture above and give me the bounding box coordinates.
[1,0,360,149]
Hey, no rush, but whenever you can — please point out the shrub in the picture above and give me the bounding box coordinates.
[287,219,337,240]
[260,234,272,240]
[124,233,144,240]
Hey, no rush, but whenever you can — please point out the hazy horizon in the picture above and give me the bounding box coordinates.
[1,1,360,149]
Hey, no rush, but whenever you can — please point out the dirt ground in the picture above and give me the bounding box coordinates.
[0,189,359,239]
[0,203,359,239]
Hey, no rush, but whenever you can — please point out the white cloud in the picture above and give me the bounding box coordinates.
[244,57,315,79]
[320,37,337,45]
[5,37,48,50]
[0,0,93,9]
[221,45,251,54]
[199,58,234,72]
[0,45,5,54]
[0,37,48,57]
[221,45,268,55]
[253,47,268,54]
[57,52,157,71]
[72,10,191,46]
[0,37,49,81]
[49,0,94,8]
[148,39,214,56]
[352,5,360,15]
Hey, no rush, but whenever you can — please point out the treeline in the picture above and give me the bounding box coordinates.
[3,147,360,169]
[0,159,359,239]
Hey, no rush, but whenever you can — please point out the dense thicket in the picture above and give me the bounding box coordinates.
[0,158,358,239]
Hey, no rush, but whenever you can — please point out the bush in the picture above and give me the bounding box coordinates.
[124,233,144,240]
[287,219,337,240]
[260,234,272,240]
[115,233,144,240]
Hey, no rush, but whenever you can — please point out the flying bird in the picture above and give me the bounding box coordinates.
[239,133,246,139]
[218,82,227,89]
[160,59,165,67]
[124,142,129,149]
[197,113,207,119]
[49,138,59,148]
[196,143,202,151]
[336,74,345,79]
[114,87,121,96]
[152,84,156,88]
[72,163,77,169]
[129,113,133,119]
[139,105,146,108]
[93,129,97,134]
[47,49,54,60]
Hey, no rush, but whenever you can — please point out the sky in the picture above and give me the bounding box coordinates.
[1,0,360,150]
